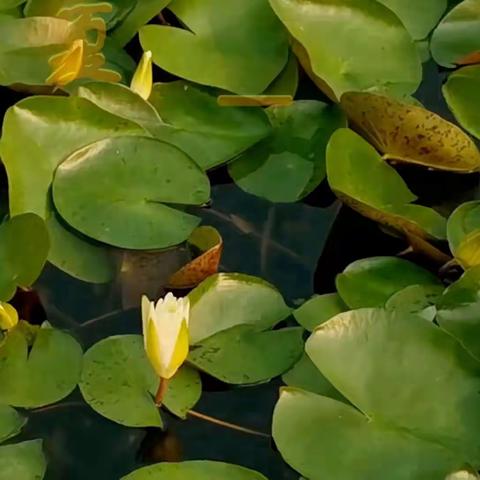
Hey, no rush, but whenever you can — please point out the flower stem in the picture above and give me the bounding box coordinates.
[187,409,270,438]
[155,378,170,406]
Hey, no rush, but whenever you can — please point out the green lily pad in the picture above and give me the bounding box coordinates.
[0,440,46,480]
[188,273,291,344]
[264,51,299,96]
[148,81,272,171]
[0,406,25,443]
[282,353,347,403]
[0,326,83,408]
[336,256,441,309]
[53,136,210,249]
[274,308,480,479]
[386,284,444,321]
[377,0,447,40]
[122,461,268,480]
[327,128,448,240]
[111,0,172,47]
[0,0,24,7]
[443,65,480,140]
[0,95,144,281]
[0,214,49,302]
[293,293,348,332]
[188,325,303,385]
[228,101,346,202]
[269,0,421,100]
[139,0,289,94]
[447,201,480,269]
[431,0,480,67]
[437,266,480,361]
[80,335,201,427]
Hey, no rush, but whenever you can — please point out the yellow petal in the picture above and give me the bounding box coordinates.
[0,303,19,331]
[164,319,189,379]
[47,39,84,87]
[130,50,153,100]
[146,317,165,378]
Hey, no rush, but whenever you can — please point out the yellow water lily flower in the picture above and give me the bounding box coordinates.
[130,50,153,100]
[0,302,19,331]
[142,293,190,382]
[46,38,85,87]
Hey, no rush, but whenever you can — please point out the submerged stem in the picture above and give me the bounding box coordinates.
[187,410,270,438]
[155,378,170,406]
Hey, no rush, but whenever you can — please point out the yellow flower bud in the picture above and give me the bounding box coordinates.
[130,50,153,100]
[0,302,19,331]
[142,293,189,380]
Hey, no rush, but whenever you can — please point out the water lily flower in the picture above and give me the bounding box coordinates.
[142,293,190,404]
[130,50,153,100]
[0,302,18,331]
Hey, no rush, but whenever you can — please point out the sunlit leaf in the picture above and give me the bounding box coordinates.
[188,325,303,385]
[431,0,480,67]
[443,65,480,140]
[167,226,223,289]
[336,256,441,309]
[188,273,291,344]
[148,81,272,171]
[340,91,480,172]
[139,0,289,94]
[0,405,25,443]
[122,461,268,480]
[0,214,49,302]
[293,293,347,332]
[0,326,83,408]
[269,0,421,100]
[448,201,480,268]
[0,440,46,480]
[52,136,210,249]
[229,101,346,202]
[327,128,448,240]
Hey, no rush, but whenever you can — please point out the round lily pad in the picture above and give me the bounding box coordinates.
[0,440,46,480]
[53,136,211,249]
[0,405,25,443]
[0,327,83,408]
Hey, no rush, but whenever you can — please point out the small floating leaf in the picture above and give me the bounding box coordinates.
[188,325,303,385]
[52,136,210,249]
[139,0,289,94]
[340,91,480,172]
[168,226,223,289]
[188,273,291,344]
[0,327,83,408]
[336,256,441,309]
[0,440,46,480]
[431,0,480,67]
[0,406,25,443]
[293,293,347,332]
[327,128,447,240]
[122,461,268,480]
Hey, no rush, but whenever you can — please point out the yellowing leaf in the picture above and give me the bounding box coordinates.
[341,91,480,172]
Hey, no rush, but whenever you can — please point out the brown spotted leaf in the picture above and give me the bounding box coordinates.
[167,226,223,289]
[341,92,480,173]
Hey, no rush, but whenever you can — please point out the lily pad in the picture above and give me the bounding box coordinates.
[139,0,289,94]
[228,101,346,202]
[274,308,480,479]
[0,95,144,281]
[167,226,223,289]
[0,214,49,302]
[148,81,272,171]
[188,325,303,384]
[431,0,480,67]
[336,256,440,309]
[437,266,480,360]
[340,91,480,172]
[122,461,268,480]
[443,65,480,140]
[0,440,46,480]
[0,406,25,443]
[264,51,299,97]
[52,136,210,249]
[377,0,447,40]
[327,128,448,240]
[269,0,421,100]
[188,273,291,344]
[293,293,347,332]
[447,201,480,268]
[0,326,83,408]
[80,335,201,427]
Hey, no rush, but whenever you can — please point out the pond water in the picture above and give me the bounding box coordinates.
[0,60,478,480]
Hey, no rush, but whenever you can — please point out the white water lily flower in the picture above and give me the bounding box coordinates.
[142,293,190,380]
[130,50,153,100]
[0,302,18,331]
